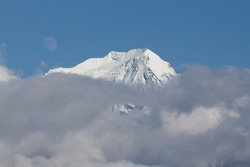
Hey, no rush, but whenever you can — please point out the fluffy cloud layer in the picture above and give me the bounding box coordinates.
[0,65,18,83]
[0,66,250,167]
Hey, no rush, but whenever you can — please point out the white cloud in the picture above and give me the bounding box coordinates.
[162,106,239,135]
[40,61,47,67]
[234,96,250,108]
[0,65,18,83]
[0,66,249,167]
[35,61,48,75]
[14,154,33,167]
[0,43,18,82]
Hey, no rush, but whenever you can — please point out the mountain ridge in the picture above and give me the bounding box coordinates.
[46,48,177,88]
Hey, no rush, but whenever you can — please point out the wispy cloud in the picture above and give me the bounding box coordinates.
[35,61,48,75]
[0,65,18,83]
[0,43,18,82]
[0,66,249,167]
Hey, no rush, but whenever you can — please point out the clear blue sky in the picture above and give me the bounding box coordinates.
[0,0,249,77]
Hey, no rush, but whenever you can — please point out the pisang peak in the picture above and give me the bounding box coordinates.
[46,48,178,89]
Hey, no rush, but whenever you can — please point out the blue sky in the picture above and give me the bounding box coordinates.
[0,0,249,77]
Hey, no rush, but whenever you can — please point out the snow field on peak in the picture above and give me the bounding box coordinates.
[47,48,177,89]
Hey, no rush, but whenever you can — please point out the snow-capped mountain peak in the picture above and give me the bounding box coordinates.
[46,48,177,88]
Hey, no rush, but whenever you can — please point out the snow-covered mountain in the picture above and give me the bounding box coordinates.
[112,103,152,115]
[46,48,177,89]
[46,48,177,114]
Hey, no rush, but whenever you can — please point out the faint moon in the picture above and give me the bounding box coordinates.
[43,37,57,52]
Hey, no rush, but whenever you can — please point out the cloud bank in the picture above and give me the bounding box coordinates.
[0,66,250,167]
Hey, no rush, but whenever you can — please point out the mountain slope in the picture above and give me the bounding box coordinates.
[46,48,177,88]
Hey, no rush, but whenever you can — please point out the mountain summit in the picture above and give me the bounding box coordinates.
[46,49,177,88]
